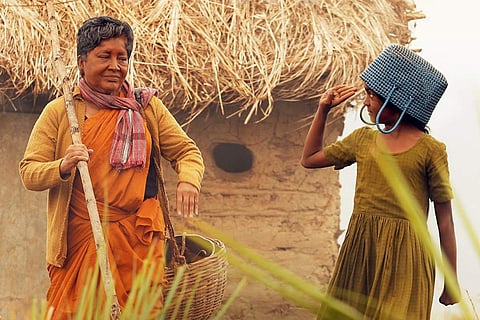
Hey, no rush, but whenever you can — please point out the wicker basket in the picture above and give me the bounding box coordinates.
[151,147,228,320]
[163,233,228,320]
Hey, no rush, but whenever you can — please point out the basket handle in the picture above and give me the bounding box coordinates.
[158,175,186,268]
[375,85,412,134]
[139,93,186,269]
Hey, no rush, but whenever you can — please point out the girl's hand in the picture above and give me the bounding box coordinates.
[318,85,358,113]
[176,182,199,218]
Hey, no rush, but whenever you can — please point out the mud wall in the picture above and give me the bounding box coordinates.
[0,100,343,319]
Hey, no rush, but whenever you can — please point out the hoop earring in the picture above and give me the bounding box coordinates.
[359,105,375,125]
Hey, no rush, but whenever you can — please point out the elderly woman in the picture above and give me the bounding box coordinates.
[19,16,204,319]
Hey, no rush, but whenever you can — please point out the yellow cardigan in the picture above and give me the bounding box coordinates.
[19,87,204,267]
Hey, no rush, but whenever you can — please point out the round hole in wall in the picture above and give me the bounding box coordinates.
[212,143,253,173]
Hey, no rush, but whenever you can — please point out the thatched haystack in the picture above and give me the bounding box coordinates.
[0,0,423,123]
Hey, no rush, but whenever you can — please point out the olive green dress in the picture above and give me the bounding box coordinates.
[319,127,453,320]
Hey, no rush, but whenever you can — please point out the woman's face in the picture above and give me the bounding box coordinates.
[77,35,129,95]
[363,87,399,125]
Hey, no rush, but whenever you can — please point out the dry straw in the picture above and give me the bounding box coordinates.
[0,0,423,123]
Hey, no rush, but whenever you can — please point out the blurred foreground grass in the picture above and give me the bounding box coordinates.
[26,212,478,319]
[24,141,480,319]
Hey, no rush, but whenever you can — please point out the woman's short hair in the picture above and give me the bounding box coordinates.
[76,16,134,60]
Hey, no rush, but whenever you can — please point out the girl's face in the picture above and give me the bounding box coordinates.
[363,87,399,126]
[77,36,129,96]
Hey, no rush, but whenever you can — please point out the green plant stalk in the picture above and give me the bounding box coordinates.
[373,146,473,319]
[226,251,318,311]
[165,230,351,314]
[122,262,147,315]
[121,244,162,319]
[453,195,480,258]
[191,219,326,301]
[158,265,186,320]
[137,263,159,317]
[222,242,362,319]
[30,299,38,320]
[137,263,164,319]
[75,267,100,320]
[225,249,363,319]
[168,282,186,320]
[74,268,93,319]
[190,219,361,316]
[128,275,147,317]
[182,274,203,319]
[212,277,248,320]
[29,299,48,320]
[122,268,141,314]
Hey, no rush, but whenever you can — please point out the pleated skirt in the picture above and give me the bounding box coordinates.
[318,213,435,320]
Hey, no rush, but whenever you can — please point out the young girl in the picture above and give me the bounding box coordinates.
[301,44,459,319]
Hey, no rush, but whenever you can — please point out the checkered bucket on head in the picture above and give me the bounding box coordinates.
[360,44,448,128]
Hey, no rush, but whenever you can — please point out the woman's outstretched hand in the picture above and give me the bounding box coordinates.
[318,84,358,113]
[176,182,199,218]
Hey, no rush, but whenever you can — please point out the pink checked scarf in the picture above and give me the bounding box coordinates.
[78,78,157,170]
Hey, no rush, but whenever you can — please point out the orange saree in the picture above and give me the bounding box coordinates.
[46,109,165,319]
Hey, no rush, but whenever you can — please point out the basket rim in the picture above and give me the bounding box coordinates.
[165,233,227,269]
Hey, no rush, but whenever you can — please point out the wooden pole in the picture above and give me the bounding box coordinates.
[45,2,121,319]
